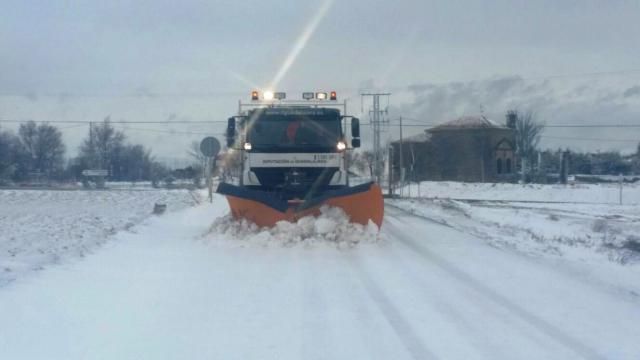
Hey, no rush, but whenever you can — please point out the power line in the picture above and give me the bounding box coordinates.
[0,119,226,124]
[382,117,640,128]
[119,126,224,136]
[543,124,640,128]
[58,124,88,130]
[541,135,639,143]
[363,121,640,129]
[4,117,640,130]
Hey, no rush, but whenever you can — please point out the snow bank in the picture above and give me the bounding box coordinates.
[208,205,380,248]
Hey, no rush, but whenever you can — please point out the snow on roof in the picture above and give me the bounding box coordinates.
[400,132,432,143]
[428,115,506,131]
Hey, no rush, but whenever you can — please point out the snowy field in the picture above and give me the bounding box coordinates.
[390,181,640,265]
[398,181,640,204]
[0,189,199,285]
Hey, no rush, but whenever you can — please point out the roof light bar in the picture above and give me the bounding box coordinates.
[254,90,339,101]
[263,91,275,100]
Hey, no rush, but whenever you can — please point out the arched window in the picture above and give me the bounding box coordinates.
[497,158,503,174]
[506,158,512,173]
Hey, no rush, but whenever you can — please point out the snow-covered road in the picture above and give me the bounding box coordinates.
[1,199,639,359]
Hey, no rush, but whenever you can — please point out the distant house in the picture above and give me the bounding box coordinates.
[391,115,516,183]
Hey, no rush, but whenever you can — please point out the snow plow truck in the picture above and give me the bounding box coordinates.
[216,90,384,228]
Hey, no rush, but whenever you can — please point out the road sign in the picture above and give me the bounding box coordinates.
[200,137,221,158]
[82,169,109,176]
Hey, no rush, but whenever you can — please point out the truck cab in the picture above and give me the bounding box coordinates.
[228,103,359,200]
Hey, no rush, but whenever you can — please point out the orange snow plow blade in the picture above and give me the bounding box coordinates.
[216,182,384,229]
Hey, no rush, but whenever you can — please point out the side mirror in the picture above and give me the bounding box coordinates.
[226,117,236,148]
[351,118,360,138]
[352,138,361,148]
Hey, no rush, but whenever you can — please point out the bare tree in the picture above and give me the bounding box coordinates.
[78,118,125,170]
[187,141,207,167]
[0,130,21,180]
[511,110,544,181]
[633,142,640,173]
[408,143,417,181]
[18,121,66,178]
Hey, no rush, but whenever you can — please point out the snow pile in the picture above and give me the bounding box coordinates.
[209,205,380,248]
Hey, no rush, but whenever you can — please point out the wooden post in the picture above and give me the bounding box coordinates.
[619,173,623,205]
[388,146,394,196]
[207,157,213,203]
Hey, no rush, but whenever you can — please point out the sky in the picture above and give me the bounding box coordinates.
[1,0,640,161]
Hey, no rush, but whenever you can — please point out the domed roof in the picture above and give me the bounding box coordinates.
[428,115,505,131]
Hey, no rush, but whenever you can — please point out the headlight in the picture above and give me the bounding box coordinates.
[263,91,274,100]
[336,141,346,151]
[244,142,252,150]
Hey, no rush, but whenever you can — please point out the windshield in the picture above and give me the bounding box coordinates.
[247,114,341,148]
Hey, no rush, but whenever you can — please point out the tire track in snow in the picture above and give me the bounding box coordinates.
[385,215,607,360]
[369,237,512,359]
[388,203,640,306]
[298,250,329,360]
[336,253,406,360]
[349,254,439,360]
[385,216,576,358]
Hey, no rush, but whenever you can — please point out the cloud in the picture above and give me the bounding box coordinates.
[623,86,640,98]
[24,92,38,102]
[395,76,640,152]
[401,76,535,123]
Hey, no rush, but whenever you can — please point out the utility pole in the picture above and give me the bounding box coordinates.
[619,173,623,205]
[387,146,393,196]
[89,121,95,168]
[399,116,404,191]
[537,151,542,179]
[361,92,391,185]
